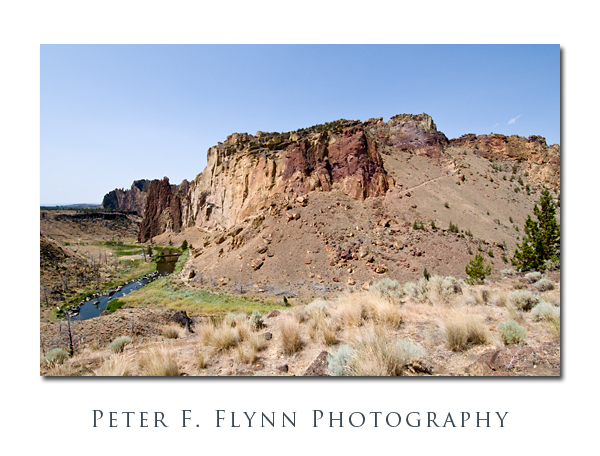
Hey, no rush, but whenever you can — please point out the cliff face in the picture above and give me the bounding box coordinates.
[450,133,560,190]
[138,113,560,241]
[175,114,447,232]
[101,179,151,215]
[138,178,189,242]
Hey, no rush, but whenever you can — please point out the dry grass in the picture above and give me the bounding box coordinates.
[333,293,367,328]
[341,324,425,376]
[308,314,339,345]
[236,343,257,364]
[138,345,179,376]
[291,306,308,323]
[209,325,241,350]
[280,316,302,355]
[440,308,489,351]
[369,297,403,328]
[195,349,206,369]
[96,354,132,376]
[162,324,185,339]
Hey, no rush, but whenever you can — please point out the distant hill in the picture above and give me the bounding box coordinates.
[40,204,101,210]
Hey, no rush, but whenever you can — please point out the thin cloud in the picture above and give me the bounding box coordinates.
[508,114,521,125]
[492,123,499,128]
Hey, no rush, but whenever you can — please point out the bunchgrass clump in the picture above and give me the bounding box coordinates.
[441,311,489,351]
[333,325,426,376]
[42,348,68,365]
[162,324,183,339]
[109,336,132,354]
[96,354,132,376]
[308,314,339,345]
[209,325,241,350]
[497,320,527,345]
[138,345,179,376]
[508,290,541,311]
[305,299,330,318]
[280,316,302,355]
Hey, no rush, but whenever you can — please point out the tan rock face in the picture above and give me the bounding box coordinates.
[450,133,560,190]
[138,113,560,242]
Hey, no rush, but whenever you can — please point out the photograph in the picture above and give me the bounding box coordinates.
[39,44,560,377]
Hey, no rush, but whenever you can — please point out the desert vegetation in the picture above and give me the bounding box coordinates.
[41,268,560,376]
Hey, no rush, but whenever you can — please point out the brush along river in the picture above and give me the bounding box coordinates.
[67,254,180,320]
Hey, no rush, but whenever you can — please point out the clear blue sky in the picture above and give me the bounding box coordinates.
[40,44,559,205]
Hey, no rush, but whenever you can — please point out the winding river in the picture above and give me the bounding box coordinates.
[69,254,180,321]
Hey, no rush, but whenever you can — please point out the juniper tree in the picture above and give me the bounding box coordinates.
[512,189,560,271]
[465,253,492,285]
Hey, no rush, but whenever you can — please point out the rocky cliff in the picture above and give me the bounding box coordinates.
[449,133,560,190]
[138,113,560,242]
[101,179,151,215]
[138,178,189,242]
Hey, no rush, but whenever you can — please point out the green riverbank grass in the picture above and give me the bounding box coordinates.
[118,277,286,316]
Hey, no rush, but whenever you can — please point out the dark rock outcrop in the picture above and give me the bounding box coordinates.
[138,177,189,242]
[101,179,151,215]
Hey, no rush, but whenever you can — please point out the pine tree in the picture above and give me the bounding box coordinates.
[465,253,492,285]
[512,189,560,271]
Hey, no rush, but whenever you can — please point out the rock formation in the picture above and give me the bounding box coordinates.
[137,113,560,246]
[101,179,151,215]
[138,178,189,242]
[450,133,560,190]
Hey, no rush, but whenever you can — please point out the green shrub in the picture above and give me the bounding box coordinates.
[465,253,492,285]
[508,290,540,311]
[109,336,132,354]
[371,278,405,302]
[497,320,526,344]
[42,348,68,365]
[449,221,459,233]
[106,298,125,313]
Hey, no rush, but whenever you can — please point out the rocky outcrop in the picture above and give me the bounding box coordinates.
[367,113,449,158]
[174,114,446,232]
[101,179,151,215]
[138,113,560,240]
[450,133,560,190]
[138,177,189,242]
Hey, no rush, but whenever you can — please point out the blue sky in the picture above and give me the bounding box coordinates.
[40,44,559,205]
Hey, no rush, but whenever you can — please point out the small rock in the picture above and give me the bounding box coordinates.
[262,332,273,340]
[361,281,371,290]
[303,351,330,376]
[266,310,280,318]
[257,246,268,254]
